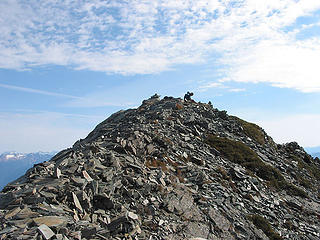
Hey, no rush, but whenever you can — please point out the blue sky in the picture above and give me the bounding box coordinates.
[0,0,320,153]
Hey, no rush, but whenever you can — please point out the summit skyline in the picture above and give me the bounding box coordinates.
[0,0,320,152]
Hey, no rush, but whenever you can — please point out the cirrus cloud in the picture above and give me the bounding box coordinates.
[1,0,320,91]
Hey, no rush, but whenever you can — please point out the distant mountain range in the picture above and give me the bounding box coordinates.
[305,146,320,158]
[0,151,56,190]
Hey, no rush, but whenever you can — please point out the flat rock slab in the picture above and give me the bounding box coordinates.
[15,207,39,219]
[55,167,61,179]
[72,192,83,212]
[33,216,68,227]
[208,208,231,232]
[0,226,17,235]
[38,224,55,239]
[4,207,21,219]
[0,193,16,209]
[83,170,93,182]
[185,222,210,239]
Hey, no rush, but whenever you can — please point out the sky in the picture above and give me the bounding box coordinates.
[0,0,320,153]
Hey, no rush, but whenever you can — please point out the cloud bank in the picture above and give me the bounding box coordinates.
[1,0,320,92]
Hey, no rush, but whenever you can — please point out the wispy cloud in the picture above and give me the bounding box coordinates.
[1,1,320,91]
[0,83,132,107]
[197,82,245,93]
[65,97,134,108]
[3,109,105,120]
[228,88,245,92]
[0,83,81,99]
[198,82,225,91]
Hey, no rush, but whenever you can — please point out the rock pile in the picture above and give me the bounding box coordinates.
[1,95,320,239]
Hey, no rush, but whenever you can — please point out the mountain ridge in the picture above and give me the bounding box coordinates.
[0,151,56,162]
[0,95,319,239]
[0,152,56,191]
[310,152,320,159]
[313,153,320,158]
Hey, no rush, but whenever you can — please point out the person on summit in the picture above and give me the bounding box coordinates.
[184,91,194,101]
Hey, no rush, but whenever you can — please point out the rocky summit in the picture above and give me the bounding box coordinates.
[1,95,320,240]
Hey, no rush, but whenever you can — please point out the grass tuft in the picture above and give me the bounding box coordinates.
[206,135,307,198]
[231,116,266,145]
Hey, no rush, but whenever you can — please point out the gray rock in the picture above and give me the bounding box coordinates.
[32,216,68,227]
[93,195,114,210]
[208,208,231,232]
[38,224,55,240]
[72,192,83,213]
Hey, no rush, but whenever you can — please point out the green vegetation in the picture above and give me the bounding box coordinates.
[283,220,295,230]
[289,153,320,190]
[298,177,313,189]
[206,135,307,198]
[284,183,308,198]
[296,157,320,181]
[248,214,283,240]
[231,116,266,145]
[295,174,314,190]
[206,135,260,165]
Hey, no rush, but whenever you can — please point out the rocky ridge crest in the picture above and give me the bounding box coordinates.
[0,95,320,239]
